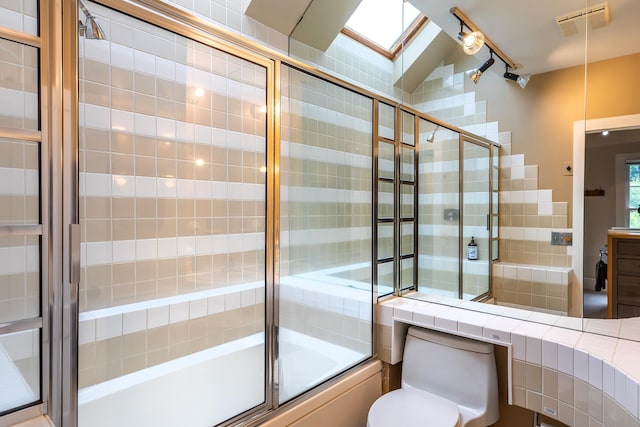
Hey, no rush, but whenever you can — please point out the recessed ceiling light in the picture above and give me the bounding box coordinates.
[602,130,609,136]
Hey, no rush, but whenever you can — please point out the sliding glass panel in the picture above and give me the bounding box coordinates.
[77,4,267,425]
[401,111,415,146]
[378,103,394,140]
[492,146,499,261]
[377,261,394,295]
[0,4,43,420]
[0,329,40,412]
[0,235,40,323]
[401,184,414,219]
[400,257,414,291]
[0,38,39,131]
[417,119,459,298]
[401,147,414,181]
[378,180,394,219]
[280,65,372,403]
[378,141,394,179]
[0,138,39,225]
[0,1,39,35]
[401,222,413,256]
[378,223,394,260]
[462,139,490,300]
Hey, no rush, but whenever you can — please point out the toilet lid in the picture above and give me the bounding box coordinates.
[368,388,460,427]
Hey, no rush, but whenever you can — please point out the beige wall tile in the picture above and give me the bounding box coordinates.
[112,198,134,218]
[135,155,156,176]
[573,378,589,413]
[135,93,156,115]
[558,372,574,405]
[85,220,111,242]
[112,67,134,90]
[526,363,542,393]
[543,368,558,398]
[112,88,135,112]
[122,354,146,375]
[112,132,135,155]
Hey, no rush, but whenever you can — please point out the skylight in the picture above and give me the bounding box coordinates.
[345,0,421,51]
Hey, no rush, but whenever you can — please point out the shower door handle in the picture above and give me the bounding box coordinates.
[69,223,81,284]
[486,214,490,231]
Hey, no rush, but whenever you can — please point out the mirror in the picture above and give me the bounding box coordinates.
[286,0,640,340]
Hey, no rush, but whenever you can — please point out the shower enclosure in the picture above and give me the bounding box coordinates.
[72,2,373,426]
[415,123,498,301]
[377,110,499,300]
[0,1,498,426]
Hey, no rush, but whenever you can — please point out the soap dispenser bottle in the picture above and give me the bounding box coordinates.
[467,236,478,260]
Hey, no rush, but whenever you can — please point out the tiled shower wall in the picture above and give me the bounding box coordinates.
[78,3,267,386]
[410,63,573,313]
[289,34,401,101]
[79,4,267,311]
[167,0,289,54]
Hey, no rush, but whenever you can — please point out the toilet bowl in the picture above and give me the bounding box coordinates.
[367,326,499,427]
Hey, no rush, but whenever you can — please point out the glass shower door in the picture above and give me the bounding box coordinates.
[462,138,491,300]
[76,3,270,426]
[279,65,373,404]
[417,119,460,298]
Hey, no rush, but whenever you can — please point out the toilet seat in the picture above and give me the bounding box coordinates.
[367,387,461,427]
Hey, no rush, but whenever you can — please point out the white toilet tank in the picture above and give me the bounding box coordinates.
[402,327,499,427]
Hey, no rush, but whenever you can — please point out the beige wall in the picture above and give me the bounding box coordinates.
[472,53,640,227]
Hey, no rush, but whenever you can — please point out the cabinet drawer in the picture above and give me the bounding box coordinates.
[617,239,640,257]
[618,275,640,304]
[617,303,640,319]
[617,258,640,276]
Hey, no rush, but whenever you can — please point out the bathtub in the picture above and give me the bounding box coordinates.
[78,329,366,427]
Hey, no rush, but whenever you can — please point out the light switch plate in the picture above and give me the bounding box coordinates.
[551,231,572,246]
[563,161,573,176]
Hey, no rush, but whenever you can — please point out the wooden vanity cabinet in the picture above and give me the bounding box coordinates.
[608,232,640,318]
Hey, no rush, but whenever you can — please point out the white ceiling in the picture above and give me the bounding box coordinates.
[245,0,640,76]
[411,0,640,75]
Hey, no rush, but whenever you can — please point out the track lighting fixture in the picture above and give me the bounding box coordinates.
[452,7,530,87]
[467,54,495,84]
[457,23,485,55]
[504,68,531,89]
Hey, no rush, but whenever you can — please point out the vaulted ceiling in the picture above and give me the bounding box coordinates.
[245,0,640,84]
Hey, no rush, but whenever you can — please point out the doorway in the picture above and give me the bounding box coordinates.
[573,114,640,319]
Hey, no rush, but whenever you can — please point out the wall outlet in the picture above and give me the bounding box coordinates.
[563,161,573,176]
[551,231,572,246]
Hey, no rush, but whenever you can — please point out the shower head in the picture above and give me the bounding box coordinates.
[426,125,440,143]
[78,0,105,40]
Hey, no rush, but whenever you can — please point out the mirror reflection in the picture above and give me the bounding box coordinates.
[287,0,640,339]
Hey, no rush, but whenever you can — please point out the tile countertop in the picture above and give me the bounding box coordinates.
[376,297,640,427]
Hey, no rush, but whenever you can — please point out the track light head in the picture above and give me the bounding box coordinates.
[457,29,485,55]
[504,71,531,89]
[467,57,495,84]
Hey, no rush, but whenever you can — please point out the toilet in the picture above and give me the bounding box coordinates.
[367,326,499,427]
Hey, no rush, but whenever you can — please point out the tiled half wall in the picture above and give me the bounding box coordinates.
[377,297,640,427]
